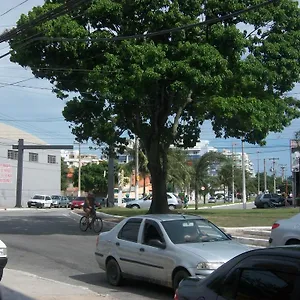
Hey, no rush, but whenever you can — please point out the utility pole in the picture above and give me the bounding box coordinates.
[264,158,267,192]
[78,143,81,197]
[13,139,73,208]
[135,135,139,200]
[107,146,115,207]
[257,151,260,195]
[241,140,247,209]
[269,158,279,193]
[231,143,235,204]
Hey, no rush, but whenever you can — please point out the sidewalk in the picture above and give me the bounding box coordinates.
[1,269,119,300]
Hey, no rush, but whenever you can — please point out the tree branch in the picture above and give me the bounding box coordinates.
[172,91,193,137]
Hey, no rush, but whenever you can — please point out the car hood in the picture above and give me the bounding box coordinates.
[176,240,251,262]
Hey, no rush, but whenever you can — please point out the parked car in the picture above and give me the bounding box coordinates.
[70,197,86,210]
[269,213,300,246]
[174,246,300,300]
[208,197,216,203]
[67,196,76,208]
[125,192,182,210]
[94,214,250,290]
[27,194,53,208]
[51,195,62,208]
[94,197,103,209]
[0,240,7,281]
[254,193,289,208]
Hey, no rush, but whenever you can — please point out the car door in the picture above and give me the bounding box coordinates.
[140,195,152,209]
[115,218,145,277]
[138,219,173,286]
[216,256,300,300]
[45,196,52,208]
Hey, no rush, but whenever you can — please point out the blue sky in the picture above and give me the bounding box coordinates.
[0,0,299,176]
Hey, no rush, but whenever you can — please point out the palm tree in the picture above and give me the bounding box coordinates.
[167,148,192,192]
[193,152,227,209]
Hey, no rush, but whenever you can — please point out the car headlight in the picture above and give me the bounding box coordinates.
[0,248,7,257]
[197,262,223,270]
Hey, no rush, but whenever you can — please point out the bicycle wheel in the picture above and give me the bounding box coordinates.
[92,217,103,233]
[79,216,89,231]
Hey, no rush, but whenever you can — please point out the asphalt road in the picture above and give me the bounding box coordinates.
[0,209,173,300]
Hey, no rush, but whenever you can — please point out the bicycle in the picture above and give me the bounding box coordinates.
[79,211,103,233]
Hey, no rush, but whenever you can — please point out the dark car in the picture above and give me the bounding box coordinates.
[254,193,291,208]
[175,246,300,300]
[70,197,86,210]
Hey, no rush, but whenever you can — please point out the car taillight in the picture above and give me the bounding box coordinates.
[174,289,179,300]
[272,223,280,229]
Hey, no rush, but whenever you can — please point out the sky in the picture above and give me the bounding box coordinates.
[0,0,299,177]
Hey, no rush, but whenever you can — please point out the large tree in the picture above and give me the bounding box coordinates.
[8,0,300,213]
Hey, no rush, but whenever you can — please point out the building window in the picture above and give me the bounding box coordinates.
[48,155,56,164]
[7,150,18,160]
[29,152,38,162]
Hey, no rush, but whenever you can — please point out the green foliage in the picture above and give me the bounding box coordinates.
[167,148,192,191]
[73,162,108,196]
[9,0,300,212]
[61,158,69,191]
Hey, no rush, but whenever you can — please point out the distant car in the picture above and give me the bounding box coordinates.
[208,197,216,203]
[0,240,7,281]
[27,194,53,208]
[269,213,300,246]
[94,198,103,209]
[175,246,300,300]
[254,193,290,208]
[125,192,182,210]
[67,196,76,208]
[70,197,86,210]
[94,214,250,290]
[51,195,62,208]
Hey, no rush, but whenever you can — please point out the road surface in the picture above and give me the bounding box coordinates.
[0,209,172,300]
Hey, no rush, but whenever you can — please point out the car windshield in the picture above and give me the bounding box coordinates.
[74,197,85,201]
[52,196,60,199]
[32,195,44,200]
[162,219,229,244]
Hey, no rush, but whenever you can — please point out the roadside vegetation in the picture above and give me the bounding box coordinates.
[99,207,300,227]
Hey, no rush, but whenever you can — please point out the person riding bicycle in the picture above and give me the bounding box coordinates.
[83,193,96,219]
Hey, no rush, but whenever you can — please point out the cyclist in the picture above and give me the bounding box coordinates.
[83,193,96,219]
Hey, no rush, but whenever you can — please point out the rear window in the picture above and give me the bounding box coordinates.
[74,197,86,201]
[33,195,44,200]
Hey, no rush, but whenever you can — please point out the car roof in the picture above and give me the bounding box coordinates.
[247,246,300,258]
[129,214,205,222]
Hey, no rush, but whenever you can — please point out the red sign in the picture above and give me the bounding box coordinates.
[0,163,12,184]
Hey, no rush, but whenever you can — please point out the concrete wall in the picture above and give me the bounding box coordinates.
[0,139,61,208]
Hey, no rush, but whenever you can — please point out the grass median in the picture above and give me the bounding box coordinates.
[99,207,300,227]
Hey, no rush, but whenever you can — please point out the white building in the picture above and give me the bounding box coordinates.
[222,149,255,177]
[61,150,101,167]
[184,141,218,160]
[0,123,61,208]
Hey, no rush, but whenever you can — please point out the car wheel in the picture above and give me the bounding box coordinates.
[71,207,74,210]
[132,205,140,209]
[168,204,176,210]
[286,239,300,245]
[173,269,190,290]
[106,259,123,286]
[263,203,269,209]
[0,268,3,281]
[28,204,31,208]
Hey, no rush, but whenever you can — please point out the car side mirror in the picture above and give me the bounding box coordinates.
[148,239,166,249]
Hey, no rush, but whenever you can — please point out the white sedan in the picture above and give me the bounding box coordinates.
[269,213,300,246]
[94,214,250,290]
[0,240,7,280]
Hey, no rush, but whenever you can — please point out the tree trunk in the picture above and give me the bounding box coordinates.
[107,149,115,207]
[147,140,169,214]
[195,180,198,210]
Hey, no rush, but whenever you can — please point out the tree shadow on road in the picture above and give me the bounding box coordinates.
[69,272,173,300]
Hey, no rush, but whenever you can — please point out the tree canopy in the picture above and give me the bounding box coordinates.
[8,0,300,213]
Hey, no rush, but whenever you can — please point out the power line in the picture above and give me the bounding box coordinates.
[0,0,29,18]
[0,0,276,59]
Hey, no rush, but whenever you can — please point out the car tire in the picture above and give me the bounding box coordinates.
[173,269,190,290]
[28,204,31,208]
[71,207,74,210]
[168,204,176,210]
[286,239,300,245]
[131,205,140,209]
[263,203,269,209]
[106,259,123,286]
[0,268,3,281]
